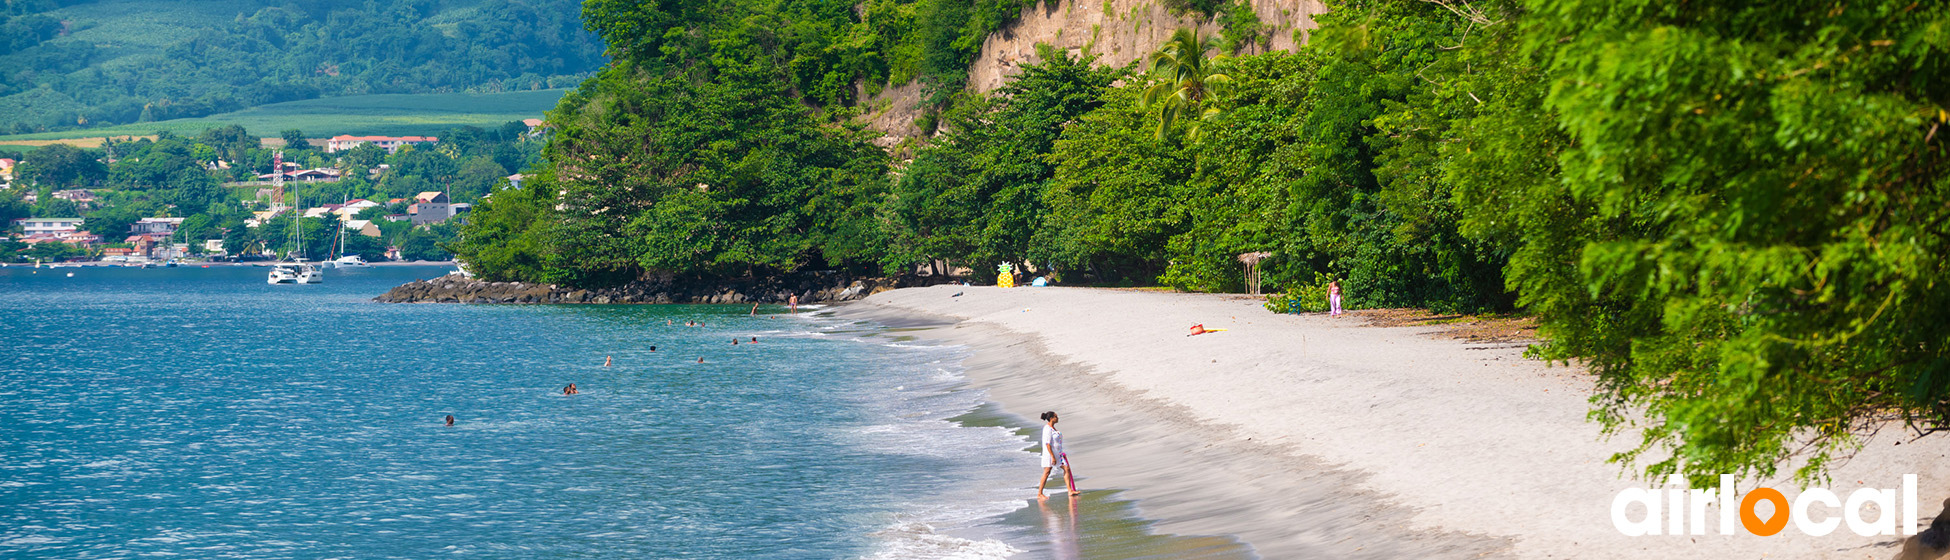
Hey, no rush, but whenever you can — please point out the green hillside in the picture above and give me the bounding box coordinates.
[0,89,568,142]
[0,0,600,134]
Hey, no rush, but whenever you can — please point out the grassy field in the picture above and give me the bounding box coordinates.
[0,89,569,147]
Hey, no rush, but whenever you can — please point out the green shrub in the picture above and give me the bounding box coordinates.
[1263,272,1334,314]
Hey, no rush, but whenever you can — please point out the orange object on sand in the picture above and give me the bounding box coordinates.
[1188,324,1229,336]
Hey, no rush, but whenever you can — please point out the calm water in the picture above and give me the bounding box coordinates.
[0,266,1033,559]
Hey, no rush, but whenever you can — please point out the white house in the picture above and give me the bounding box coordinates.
[325,136,437,154]
[15,217,83,236]
[131,217,185,235]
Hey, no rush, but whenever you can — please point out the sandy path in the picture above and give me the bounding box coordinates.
[848,285,1950,559]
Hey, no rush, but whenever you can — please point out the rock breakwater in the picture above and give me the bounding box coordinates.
[374,272,955,305]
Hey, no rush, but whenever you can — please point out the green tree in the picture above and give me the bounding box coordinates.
[1139,29,1233,140]
[1486,0,1950,483]
[280,129,311,152]
[20,144,105,187]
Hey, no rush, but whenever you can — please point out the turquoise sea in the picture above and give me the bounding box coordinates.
[1,265,1256,559]
[0,265,1057,558]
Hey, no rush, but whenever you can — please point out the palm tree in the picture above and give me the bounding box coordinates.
[1140,29,1233,141]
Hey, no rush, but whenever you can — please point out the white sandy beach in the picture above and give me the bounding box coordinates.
[843,285,1950,559]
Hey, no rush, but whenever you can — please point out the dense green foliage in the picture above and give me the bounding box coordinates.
[456,0,1950,481]
[1511,0,1950,483]
[0,0,602,133]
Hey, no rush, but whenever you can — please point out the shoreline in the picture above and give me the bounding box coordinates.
[840,285,1950,559]
[0,260,457,267]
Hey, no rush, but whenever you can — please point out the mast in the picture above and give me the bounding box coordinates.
[333,195,348,260]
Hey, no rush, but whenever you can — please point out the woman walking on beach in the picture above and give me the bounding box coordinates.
[1328,280,1343,317]
[1034,411,1078,499]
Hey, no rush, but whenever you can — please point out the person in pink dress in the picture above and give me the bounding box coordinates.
[1328,280,1343,317]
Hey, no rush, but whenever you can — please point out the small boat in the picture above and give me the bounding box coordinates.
[268,262,323,284]
[268,263,301,284]
[332,255,370,267]
[297,262,324,283]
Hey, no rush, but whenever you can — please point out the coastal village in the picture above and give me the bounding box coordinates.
[1,120,544,265]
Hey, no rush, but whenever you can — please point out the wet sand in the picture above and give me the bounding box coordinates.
[841,285,1950,559]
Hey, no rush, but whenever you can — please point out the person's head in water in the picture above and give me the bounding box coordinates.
[1040,411,1059,425]
[649,345,657,352]
[445,415,455,426]
[750,337,757,343]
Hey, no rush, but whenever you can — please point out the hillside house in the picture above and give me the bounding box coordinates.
[344,219,381,237]
[52,189,97,203]
[408,191,452,225]
[334,199,382,218]
[325,136,437,154]
[14,217,83,236]
[131,218,185,235]
[255,168,341,183]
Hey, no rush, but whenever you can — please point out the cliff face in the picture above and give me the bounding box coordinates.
[861,0,1327,143]
[967,0,1325,91]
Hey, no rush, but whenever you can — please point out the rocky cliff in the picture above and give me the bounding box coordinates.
[862,0,1327,142]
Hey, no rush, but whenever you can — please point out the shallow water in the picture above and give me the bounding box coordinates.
[1,265,1253,559]
[0,266,1038,558]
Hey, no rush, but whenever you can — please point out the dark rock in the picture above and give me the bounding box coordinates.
[373,271,958,305]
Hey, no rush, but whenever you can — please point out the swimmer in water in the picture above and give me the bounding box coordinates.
[649,345,657,352]
[445,415,455,427]
[604,355,612,367]
[563,383,578,395]
[697,357,705,363]
[732,338,739,345]
[750,337,758,343]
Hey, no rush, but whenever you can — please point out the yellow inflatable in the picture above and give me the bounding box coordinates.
[997,263,1016,288]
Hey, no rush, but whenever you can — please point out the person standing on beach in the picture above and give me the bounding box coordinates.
[788,294,799,312]
[1034,411,1078,499]
[1328,280,1343,317]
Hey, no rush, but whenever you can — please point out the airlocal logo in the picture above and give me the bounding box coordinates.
[1613,474,1921,537]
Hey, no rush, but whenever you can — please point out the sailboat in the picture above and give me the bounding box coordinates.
[267,151,324,284]
[326,196,369,268]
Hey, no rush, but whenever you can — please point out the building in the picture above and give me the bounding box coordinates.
[506,173,525,190]
[14,217,83,236]
[246,206,289,228]
[52,189,97,203]
[203,239,226,255]
[334,199,382,218]
[131,218,185,235]
[408,191,452,225]
[344,219,381,237]
[254,168,342,183]
[18,231,99,247]
[0,158,14,185]
[324,136,437,154]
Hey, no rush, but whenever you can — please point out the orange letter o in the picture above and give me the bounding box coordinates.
[1741,487,1790,536]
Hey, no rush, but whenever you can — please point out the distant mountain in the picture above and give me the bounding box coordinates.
[0,0,603,134]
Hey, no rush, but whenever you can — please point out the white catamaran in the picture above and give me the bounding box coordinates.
[267,151,324,285]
